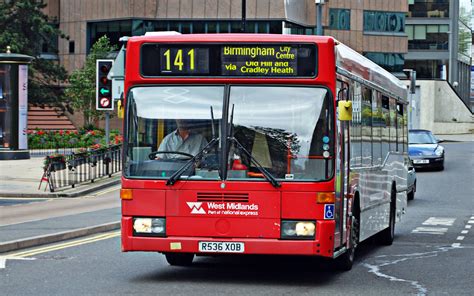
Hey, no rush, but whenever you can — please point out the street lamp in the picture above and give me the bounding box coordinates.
[315,0,326,35]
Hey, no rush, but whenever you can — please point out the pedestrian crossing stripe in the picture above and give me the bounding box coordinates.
[422,217,455,226]
[412,227,448,235]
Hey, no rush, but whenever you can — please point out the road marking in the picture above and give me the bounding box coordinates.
[94,186,120,196]
[412,227,448,235]
[468,220,474,224]
[451,243,461,248]
[0,256,35,269]
[461,230,468,234]
[9,231,120,258]
[466,225,472,229]
[456,236,465,241]
[422,217,455,226]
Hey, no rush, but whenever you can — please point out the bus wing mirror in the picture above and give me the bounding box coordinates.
[117,96,124,119]
[338,100,352,121]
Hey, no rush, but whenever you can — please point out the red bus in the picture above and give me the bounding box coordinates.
[120,33,409,270]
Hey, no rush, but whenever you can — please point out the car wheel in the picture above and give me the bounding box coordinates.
[165,253,194,266]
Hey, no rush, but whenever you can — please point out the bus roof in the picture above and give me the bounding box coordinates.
[126,33,407,100]
[335,42,407,101]
[128,33,333,43]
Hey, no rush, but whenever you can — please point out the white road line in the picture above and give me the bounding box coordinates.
[456,236,465,241]
[451,243,461,248]
[470,216,474,220]
[468,220,474,224]
[0,256,35,269]
[422,217,456,226]
[461,230,468,234]
[466,225,472,229]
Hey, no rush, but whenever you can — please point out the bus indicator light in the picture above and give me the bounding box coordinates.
[317,192,335,204]
[121,189,133,200]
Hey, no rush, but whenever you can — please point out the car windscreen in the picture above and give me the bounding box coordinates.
[409,131,437,144]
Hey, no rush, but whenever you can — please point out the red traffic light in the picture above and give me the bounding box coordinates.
[100,76,108,85]
[100,65,110,73]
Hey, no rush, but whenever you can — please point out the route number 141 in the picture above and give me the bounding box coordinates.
[163,48,195,72]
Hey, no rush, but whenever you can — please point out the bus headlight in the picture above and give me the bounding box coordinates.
[281,220,315,239]
[133,217,166,236]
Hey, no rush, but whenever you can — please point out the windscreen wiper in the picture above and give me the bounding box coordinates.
[227,136,281,188]
[166,137,219,186]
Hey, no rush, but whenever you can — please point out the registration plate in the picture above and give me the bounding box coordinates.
[413,159,429,164]
[198,241,245,253]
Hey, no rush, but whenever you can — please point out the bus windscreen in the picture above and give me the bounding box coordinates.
[140,43,317,78]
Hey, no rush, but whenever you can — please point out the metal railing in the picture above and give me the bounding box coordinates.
[31,147,81,157]
[41,145,122,192]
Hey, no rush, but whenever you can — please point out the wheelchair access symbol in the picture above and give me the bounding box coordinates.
[324,204,335,220]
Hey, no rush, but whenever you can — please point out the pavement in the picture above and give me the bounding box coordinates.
[0,132,472,254]
[0,156,121,254]
[0,157,121,198]
[436,133,474,142]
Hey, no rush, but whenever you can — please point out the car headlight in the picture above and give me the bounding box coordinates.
[281,220,315,239]
[133,217,166,236]
[435,146,444,156]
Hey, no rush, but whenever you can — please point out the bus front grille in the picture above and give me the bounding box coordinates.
[197,192,249,202]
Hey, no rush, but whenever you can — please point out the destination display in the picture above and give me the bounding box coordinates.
[221,45,298,76]
[141,43,317,77]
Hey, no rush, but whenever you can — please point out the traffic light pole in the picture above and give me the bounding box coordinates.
[105,112,110,146]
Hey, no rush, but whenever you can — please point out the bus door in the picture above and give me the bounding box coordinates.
[334,81,351,248]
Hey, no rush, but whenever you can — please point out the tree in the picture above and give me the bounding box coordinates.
[65,36,117,126]
[0,0,68,107]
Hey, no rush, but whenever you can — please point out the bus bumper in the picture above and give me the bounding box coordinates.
[121,217,336,258]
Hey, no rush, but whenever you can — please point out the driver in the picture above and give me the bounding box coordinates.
[157,119,208,159]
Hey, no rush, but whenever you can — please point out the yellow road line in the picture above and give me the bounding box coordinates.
[11,231,121,258]
[94,186,121,196]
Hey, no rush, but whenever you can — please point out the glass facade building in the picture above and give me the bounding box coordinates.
[405,0,472,105]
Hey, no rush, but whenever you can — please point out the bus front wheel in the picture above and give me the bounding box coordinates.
[336,206,360,271]
[165,253,194,266]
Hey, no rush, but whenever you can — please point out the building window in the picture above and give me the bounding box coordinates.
[408,0,449,18]
[403,59,445,79]
[363,52,405,73]
[88,20,132,52]
[40,23,59,57]
[363,11,405,34]
[329,9,350,30]
[406,24,449,50]
[88,20,282,52]
[69,41,75,54]
[458,21,472,59]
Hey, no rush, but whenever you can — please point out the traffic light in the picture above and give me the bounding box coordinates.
[96,59,114,110]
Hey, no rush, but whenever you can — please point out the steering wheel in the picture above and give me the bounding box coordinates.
[149,151,194,160]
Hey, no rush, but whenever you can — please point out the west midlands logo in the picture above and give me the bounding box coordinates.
[187,202,206,214]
